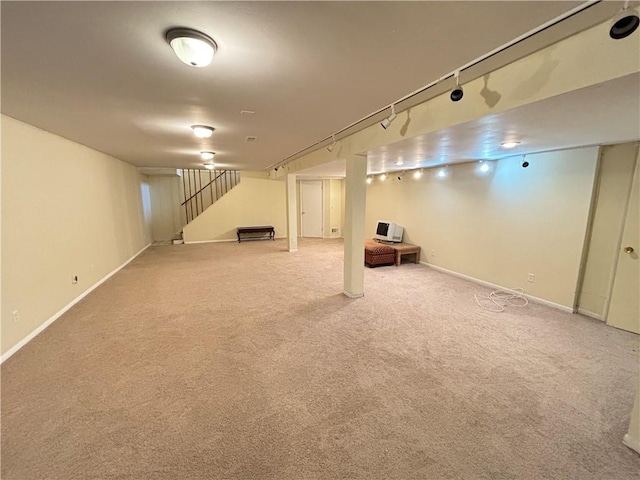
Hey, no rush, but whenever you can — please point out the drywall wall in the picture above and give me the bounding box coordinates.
[328,179,344,237]
[148,174,183,242]
[578,143,638,319]
[183,171,286,242]
[365,147,599,308]
[1,115,151,356]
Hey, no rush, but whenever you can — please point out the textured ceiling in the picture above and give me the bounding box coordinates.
[2,1,609,171]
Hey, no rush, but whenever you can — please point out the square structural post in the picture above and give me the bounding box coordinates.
[286,173,298,252]
[343,155,367,297]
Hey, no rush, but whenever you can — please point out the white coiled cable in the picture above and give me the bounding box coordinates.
[475,287,529,313]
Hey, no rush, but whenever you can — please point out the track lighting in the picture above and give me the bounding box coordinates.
[610,1,639,39]
[166,28,217,67]
[200,151,215,161]
[522,155,529,168]
[396,171,406,181]
[380,105,397,129]
[413,169,423,179]
[203,163,215,170]
[479,161,489,173]
[327,135,337,152]
[380,173,388,181]
[437,167,448,178]
[450,72,464,102]
[366,176,373,184]
[191,125,214,138]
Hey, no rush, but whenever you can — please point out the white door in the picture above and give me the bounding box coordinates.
[300,180,323,238]
[607,152,640,334]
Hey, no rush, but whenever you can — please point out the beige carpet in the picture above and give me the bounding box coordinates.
[2,238,639,479]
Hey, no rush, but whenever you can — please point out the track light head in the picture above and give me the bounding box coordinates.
[450,72,464,102]
[380,105,397,129]
[610,6,639,39]
[522,156,529,168]
[327,135,337,152]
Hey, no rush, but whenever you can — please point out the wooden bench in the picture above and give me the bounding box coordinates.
[389,243,421,266]
[236,226,275,243]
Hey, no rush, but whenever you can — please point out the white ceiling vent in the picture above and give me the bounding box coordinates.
[245,136,258,142]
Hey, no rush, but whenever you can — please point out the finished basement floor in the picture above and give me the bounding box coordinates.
[2,238,639,479]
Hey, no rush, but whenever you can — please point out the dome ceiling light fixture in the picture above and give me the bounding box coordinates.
[191,125,215,138]
[166,28,217,67]
[203,163,215,170]
[200,151,215,161]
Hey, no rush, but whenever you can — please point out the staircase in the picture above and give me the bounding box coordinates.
[180,168,241,225]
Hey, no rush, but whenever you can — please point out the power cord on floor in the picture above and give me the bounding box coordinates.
[474,288,529,313]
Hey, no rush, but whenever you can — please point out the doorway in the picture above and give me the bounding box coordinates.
[300,180,323,238]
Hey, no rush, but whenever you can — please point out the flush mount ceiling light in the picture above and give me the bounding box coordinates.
[610,1,640,39]
[166,28,217,67]
[191,125,215,138]
[450,71,464,102]
[327,135,337,152]
[203,163,215,170]
[380,105,397,130]
[200,151,215,161]
[395,158,405,166]
[500,140,521,148]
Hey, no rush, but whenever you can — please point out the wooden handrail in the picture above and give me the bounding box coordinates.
[181,170,228,206]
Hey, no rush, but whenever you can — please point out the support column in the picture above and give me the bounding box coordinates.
[286,173,298,252]
[343,154,367,298]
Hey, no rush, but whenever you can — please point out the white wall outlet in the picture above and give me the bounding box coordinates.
[12,310,20,323]
[72,275,78,284]
[90,264,94,272]
[527,273,535,283]
[431,249,436,257]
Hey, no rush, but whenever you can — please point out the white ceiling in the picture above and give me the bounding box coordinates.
[3,1,621,172]
[297,73,640,178]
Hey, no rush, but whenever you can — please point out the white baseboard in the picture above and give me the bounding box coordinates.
[343,290,364,299]
[578,308,605,321]
[623,434,640,455]
[421,262,574,314]
[1,243,152,364]
[185,236,286,244]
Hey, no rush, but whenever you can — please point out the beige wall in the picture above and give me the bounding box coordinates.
[183,171,286,242]
[149,175,183,242]
[327,179,344,237]
[578,143,638,319]
[1,115,151,355]
[365,147,599,308]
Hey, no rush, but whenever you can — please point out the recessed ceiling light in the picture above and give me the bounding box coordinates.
[200,151,215,160]
[166,28,217,67]
[203,163,215,170]
[191,125,214,138]
[500,141,521,148]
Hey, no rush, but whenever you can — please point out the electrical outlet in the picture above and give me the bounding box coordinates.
[331,228,339,233]
[72,275,78,284]
[527,273,535,283]
[431,249,436,257]
[90,264,94,272]
[12,310,20,323]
